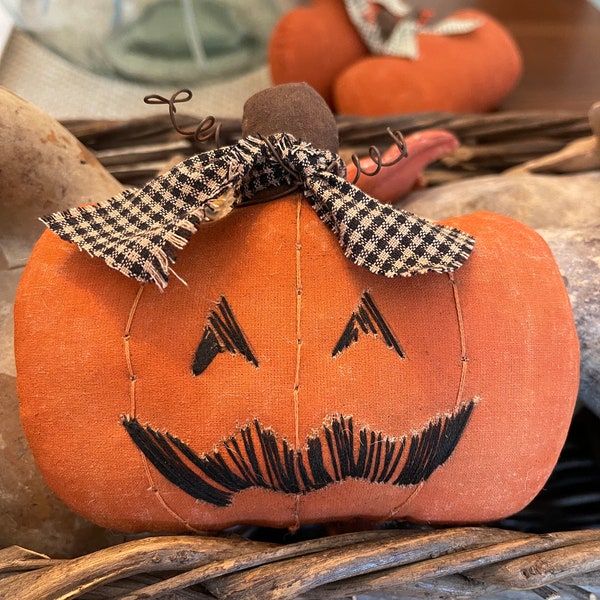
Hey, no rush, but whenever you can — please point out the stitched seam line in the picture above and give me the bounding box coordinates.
[292,195,303,528]
[124,283,202,533]
[294,197,302,448]
[124,285,144,415]
[389,271,469,518]
[449,271,469,408]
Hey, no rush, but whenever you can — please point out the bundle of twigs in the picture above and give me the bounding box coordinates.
[62,109,591,188]
[3,527,600,599]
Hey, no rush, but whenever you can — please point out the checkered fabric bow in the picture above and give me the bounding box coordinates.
[41,133,475,290]
[344,0,482,60]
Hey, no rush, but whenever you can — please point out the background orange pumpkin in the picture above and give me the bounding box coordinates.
[15,193,578,532]
[269,0,522,115]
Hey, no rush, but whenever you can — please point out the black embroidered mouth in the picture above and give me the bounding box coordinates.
[122,399,476,508]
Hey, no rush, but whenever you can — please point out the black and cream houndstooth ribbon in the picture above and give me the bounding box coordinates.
[343,0,482,60]
[41,132,475,289]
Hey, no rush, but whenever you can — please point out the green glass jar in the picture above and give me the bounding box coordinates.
[1,0,291,84]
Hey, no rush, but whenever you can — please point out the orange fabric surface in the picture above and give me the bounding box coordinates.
[269,2,522,115]
[269,0,368,107]
[15,201,578,532]
[334,9,523,115]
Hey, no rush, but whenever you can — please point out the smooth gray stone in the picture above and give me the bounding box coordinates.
[540,227,600,417]
[403,172,600,229]
[401,172,600,415]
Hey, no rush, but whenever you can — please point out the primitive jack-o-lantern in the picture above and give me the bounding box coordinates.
[14,85,578,533]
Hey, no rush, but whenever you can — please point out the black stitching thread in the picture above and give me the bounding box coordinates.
[122,399,476,507]
[332,291,405,358]
[192,296,258,376]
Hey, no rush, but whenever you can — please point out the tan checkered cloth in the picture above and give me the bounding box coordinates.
[42,133,475,289]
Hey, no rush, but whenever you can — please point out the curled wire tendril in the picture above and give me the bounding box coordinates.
[349,128,408,185]
[144,88,222,147]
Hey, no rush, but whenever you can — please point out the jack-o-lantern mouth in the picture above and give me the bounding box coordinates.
[122,399,477,508]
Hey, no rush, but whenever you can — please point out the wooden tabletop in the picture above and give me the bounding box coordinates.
[426,0,600,112]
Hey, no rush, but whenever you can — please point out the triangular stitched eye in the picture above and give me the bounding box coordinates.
[332,292,405,358]
[192,296,258,376]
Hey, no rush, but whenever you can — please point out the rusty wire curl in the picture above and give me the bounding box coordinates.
[349,127,408,185]
[144,88,222,147]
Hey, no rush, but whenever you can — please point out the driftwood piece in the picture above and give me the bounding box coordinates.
[467,539,600,590]
[0,545,58,575]
[0,536,268,600]
[129,529,493,600]
[299,530,600,600]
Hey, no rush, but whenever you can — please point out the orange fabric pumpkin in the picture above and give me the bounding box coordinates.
[269,0,368,107]
[269,1,522,115]
[15,198,578,532]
